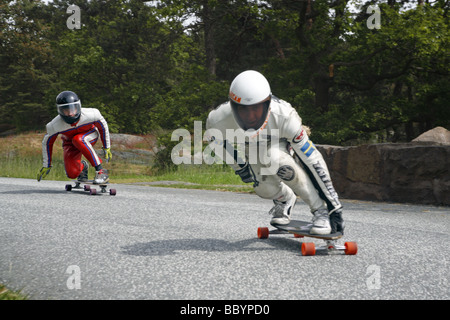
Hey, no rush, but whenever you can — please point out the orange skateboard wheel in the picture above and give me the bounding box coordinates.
[301,242,316,256]
[344,242,358,255]
[257,227,269,239]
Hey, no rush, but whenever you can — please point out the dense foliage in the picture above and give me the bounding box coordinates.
[1,0,448,145]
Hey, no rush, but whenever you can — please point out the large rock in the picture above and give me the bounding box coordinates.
[317,143,450,205]
[411,126,450,145]
[110,133,146,147]
[96,133,158,164]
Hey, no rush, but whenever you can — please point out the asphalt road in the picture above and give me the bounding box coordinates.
[0,177,448,301]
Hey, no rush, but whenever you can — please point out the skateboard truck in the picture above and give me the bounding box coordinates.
[314,240,350,255]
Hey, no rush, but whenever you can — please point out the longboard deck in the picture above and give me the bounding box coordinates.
[271,220,343,240]
[72,180,109,186]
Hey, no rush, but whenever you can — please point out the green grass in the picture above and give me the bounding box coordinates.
[0,284,28,300]
[0,132,253,193]
[131,164,254,192]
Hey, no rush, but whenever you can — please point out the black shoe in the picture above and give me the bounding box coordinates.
[77,160,89,182]
[330,209,345,234]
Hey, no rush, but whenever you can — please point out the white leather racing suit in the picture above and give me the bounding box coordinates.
[206,96,342,214]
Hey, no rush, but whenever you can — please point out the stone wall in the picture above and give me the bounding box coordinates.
[105,131,450,205]
[317,143,450,206]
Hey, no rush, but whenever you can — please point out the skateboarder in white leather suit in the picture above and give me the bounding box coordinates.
[206,70,344,235]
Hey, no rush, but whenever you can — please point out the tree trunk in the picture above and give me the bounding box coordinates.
[314,75,332,112]
[202,1,216,77]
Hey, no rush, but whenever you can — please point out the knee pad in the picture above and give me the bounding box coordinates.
[71,134,86,150]
[253,176,283,199]
[65,163,82,179]
[276,165,296,182]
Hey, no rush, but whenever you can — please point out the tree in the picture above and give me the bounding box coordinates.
[45,0,203,133]
[0,0,448,146]
[261,0,449,144]
[0,0,55,131]
[326,1,450,142]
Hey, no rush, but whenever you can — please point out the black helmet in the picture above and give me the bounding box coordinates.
[56,91,81,124]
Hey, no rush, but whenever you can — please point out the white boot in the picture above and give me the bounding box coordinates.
[310,208,331,235]
[269,189,296,225]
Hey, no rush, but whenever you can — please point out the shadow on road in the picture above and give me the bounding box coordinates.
[121,237,309,257]
[0,189,67,195]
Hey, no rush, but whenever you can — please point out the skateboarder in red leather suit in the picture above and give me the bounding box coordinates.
[37,91,112,184]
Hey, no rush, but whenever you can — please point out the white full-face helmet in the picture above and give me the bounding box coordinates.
[229,70,272,130]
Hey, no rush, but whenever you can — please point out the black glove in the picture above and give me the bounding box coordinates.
[330,209,345,234]
[235,162,258,186]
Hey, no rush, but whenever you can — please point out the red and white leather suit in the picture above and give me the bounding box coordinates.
[41,108,110,179]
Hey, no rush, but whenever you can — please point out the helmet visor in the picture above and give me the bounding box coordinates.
[57,102,81,117]
[57,101,81,124]
[230,97,271,131]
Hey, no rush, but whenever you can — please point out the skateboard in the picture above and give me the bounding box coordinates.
[65,180,117,196]
[257,220,357,256]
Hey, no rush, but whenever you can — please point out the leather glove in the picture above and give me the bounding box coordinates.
[235,162,258,187]
[330,209,345,234]
[103,148,112,162]
[37,167,51,182]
